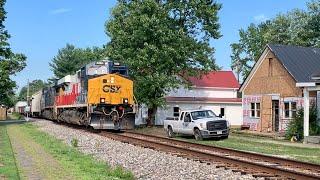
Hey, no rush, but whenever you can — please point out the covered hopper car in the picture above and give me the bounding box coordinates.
[35,60,136,130]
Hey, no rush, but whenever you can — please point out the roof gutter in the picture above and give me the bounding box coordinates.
[296,82,316,87]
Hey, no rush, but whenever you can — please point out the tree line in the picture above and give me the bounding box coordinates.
[2,0,319,126]
[231,0,320,79]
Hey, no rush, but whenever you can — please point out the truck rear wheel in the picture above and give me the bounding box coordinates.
[167,126,175,138]
[194,129,203,141]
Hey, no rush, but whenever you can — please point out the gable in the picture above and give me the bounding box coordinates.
[268,44,320,83]
[242,49,302,97]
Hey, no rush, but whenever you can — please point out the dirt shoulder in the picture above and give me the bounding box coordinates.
[7,125,74,180]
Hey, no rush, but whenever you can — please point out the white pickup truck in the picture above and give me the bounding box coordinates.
[164,109,230,140]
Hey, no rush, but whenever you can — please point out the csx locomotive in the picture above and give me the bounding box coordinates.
[33,60,136,130]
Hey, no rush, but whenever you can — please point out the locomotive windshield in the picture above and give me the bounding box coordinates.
[111,63,128,76]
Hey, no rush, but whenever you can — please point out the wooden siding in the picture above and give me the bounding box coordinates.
[243,50,302,97]
[260,95,272,132]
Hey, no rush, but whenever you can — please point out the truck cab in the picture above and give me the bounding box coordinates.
[164,109,230,140]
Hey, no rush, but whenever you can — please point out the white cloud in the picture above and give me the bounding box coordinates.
[254,14,268,22]
[49,8,72,15]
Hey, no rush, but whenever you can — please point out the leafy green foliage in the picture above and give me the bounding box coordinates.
[285,109,304,140]
[71,138,78,148]
[231,0,320,79]
[18,79,47,101]
[286,106,320,140]
[49,44,105,79]
[0,125,19,179]
[106,0,222,124]
[0,0,27,107]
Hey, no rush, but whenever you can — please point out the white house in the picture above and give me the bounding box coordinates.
[155,71,242,127]
[15,101,28,114]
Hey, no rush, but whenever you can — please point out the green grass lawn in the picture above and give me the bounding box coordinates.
[178,135,320,165]
[17,123,134,180]
[7,112,24,120]
[134,127,320,165]
[0,125,19,180]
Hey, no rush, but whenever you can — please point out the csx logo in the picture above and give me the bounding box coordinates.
[103,85,121,93]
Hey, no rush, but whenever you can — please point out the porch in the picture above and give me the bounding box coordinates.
[297,82,320,144]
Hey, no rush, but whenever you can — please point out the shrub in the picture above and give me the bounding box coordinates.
[71,138,78,147]
[286,106,320,140]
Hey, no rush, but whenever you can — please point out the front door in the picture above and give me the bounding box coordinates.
[272,100,280,132]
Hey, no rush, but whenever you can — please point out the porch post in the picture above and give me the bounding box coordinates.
[303,88,310,137]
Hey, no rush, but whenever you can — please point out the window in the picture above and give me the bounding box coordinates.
[256,103,260,118]
[184,113,192,122]
[284,102,290,118]
[220,108,225,117]
[191,110,216,120]
[251,103,255,117]
[284,102,297,118]
[268,58,273,77]
[173,107,179,117]
[291,102,297,118]
[180,112,185,121]
[250,103,261,118]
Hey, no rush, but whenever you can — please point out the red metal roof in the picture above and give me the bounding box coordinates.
[188,71,239,88]
[166,97,242,103]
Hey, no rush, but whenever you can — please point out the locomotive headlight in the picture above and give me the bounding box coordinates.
[123,98,128,104]
[100,98,106,103]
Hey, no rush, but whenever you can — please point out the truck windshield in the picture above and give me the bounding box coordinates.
[191,110,216,120]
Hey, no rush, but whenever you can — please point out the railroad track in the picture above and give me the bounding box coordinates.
[43,120,320,179]
[101,131,320,180]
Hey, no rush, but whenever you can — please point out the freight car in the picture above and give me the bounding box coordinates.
[31,90,42,117]
[34,60,136,130]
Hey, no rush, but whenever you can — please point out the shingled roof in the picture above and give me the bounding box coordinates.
[188,71,240,89]
[268,44,320,83]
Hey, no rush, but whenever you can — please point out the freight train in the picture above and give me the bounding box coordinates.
[30,60,136,130]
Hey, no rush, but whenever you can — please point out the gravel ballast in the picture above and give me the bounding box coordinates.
[33,120,257,180]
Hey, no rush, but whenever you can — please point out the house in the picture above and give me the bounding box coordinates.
[15,101,28,114]
[240,44,320,135]
[155,71,242,126]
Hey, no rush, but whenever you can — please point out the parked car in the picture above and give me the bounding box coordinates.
[164,109,230,140]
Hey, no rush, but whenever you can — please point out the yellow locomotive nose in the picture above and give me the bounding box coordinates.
[87,74,134,106]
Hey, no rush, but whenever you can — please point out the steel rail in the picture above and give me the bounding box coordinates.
[125,131,320,173]
[103,132,320,180]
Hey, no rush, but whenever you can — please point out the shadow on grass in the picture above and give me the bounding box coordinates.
[176,135,224,141]
[0,120,27,126]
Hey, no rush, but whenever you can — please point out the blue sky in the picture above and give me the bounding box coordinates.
[6,0,309,92]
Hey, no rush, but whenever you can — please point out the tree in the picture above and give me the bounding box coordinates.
[0,0,26,107]
[231,0,320,79]
[50,44,105,79]
[18,80,47,101]
[106,0,222,125]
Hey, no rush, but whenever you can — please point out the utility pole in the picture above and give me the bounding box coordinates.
[26,79,30,121]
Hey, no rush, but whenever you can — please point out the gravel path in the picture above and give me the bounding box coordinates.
[7,125,74,180]
[33,120,258,180]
